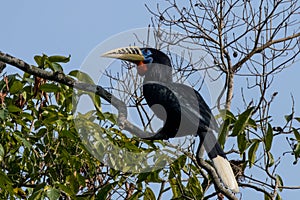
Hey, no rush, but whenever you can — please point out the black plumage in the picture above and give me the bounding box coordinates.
[139,48,225,160]
[102,46,239,192]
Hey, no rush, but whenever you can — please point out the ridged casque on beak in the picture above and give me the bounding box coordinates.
[102,46,145,62]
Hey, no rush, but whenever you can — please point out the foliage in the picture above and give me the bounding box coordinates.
[1,0,300,199]
[1,52,300,199]
[0,55,204,199]
[0,56,137,199]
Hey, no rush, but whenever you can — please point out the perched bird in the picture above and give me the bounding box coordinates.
[102,46,239,192]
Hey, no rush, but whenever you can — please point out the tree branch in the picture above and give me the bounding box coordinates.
[196,157,238,200]
[232,32,300,72]
[0,51,150,138]
[239,183,273,199]
[0,50,239,198]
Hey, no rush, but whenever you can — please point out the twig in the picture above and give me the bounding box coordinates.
[157,181,166,200]
[239,183,272,199]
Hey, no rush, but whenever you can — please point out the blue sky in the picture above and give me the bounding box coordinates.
[1,0,300,199]
[1,1,151,67]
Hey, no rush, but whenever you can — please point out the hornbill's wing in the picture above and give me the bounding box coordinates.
[142,81,219,139]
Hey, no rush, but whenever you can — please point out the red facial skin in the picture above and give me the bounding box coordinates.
[136,61,148,76]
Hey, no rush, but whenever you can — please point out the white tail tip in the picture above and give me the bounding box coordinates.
[212,155,239,193]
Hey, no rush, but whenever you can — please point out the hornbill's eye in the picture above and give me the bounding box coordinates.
[143,48,150,55]
[142,49,153,63]
[142,49,151,57]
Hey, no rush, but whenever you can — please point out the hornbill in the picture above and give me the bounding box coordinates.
[102,46,239,193]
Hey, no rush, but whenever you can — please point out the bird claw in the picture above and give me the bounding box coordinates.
[117,115,127,129]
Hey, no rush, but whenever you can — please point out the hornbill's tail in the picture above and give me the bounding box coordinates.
[198,131,239,193]
[212,154,239,193]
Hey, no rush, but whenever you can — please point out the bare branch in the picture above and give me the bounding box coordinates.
[232,32,300,72]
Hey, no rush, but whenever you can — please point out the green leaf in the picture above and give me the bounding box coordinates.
[137,170,162,184]
[265,123,273,152]
[186,174,203,197]
[169,155,186,179]
[34,54,69,71]
[0,170,14,195]
[34,55,46,67]
[56,183,75,197]
[293,128,300,141]
[60,130,77,141]
[76,173,86,187]
[39,84,60,93]
[13,133,32,149]
[248,140,260,167]
[28,189,43,200]
[218,109,236,121]
[137,172,151,183]
[66,174,79,194]
[89,93,102,113]
[248,118,257,130]
[237,133,248,154]
[267,151,274,167]
[48,55,71,63]
[146,170,162,183]
[143,187,156,200]
[103,112,117,124]
[293,143,300,161]
[219,118,231,148]
[276,174,284,192]
[7,105,22,113]
[264,193,272,200]
[295,117,300,123]
[0,108,8,120]
[10,80,23,94]
[96,182,117,199]
[19,112,34,121]
[285,113,293,122]
[293,128,300,164]
[13,187,27,198]
[45,188,60,200]
[69,70,95,84]
[0,144,4,162]
[32,183,46,193]
[276,194,282,200]
[124,140,142,152]
[232,107,255,136]
[169,178,182,198]
[49,62,63,72]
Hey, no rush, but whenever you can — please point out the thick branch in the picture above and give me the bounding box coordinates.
[0,51,149,138]
[196,157,238,200]
[0,61,6,73]
[172,142,238,200]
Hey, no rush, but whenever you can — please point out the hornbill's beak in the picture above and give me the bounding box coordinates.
[102,46,149,75]
[102,46,145,62]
